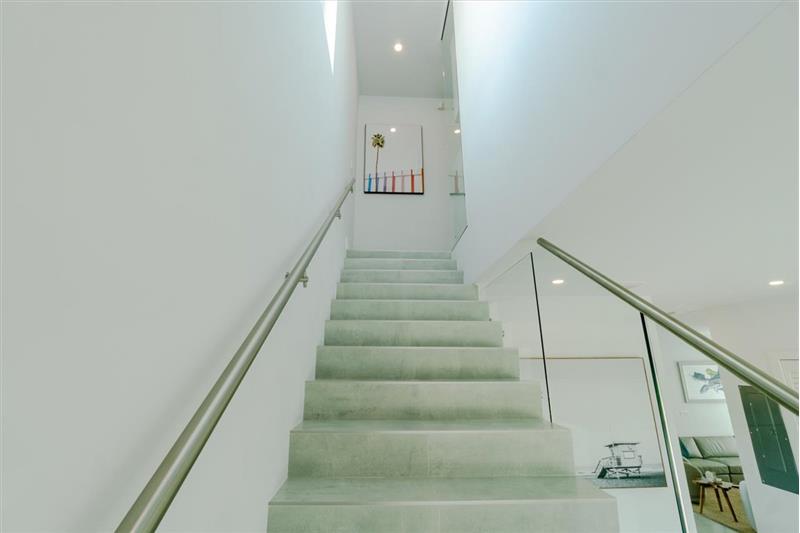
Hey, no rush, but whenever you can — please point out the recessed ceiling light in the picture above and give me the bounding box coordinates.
[454,128,461,134]
[393,42,403,52]
[552,279,565,285]
[389,127,396,133]
[769,280,784,286]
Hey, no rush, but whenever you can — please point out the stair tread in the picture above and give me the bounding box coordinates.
[316,346,520,380]
[315,378,521,382]
[292,419,564,433]
[337,283,479,301]
[270,476,614,505]
[338,283,474,288]
[325,320,493,324]
[332,299,486,303]
[341,269,461,273]
[349,249,452,254]
[344,260,458,272]
[340,270,464,284]
[304,380,540,420]
[318,346,515,351]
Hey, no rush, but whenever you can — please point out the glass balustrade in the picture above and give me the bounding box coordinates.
[482,246,698,533]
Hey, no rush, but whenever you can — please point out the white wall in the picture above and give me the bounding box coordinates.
[681,295,799,533]
[353,96,455,251]
[451,0,781,284]
[1,3,357,531]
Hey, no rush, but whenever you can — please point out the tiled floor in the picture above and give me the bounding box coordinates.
[695,513,738,533]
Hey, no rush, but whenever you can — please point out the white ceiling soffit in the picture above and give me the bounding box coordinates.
[353,0,449,98]
[524,3,797,314]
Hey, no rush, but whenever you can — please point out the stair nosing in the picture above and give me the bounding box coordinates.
[291,423,566,434]
[325,318,500,324]
[317,346,516,351]
[347,249,452,253]
[269,477,617,506]
[313,379,521,382]
[341,270,461,274]
[331,299,485,303]
[270,496,611,507]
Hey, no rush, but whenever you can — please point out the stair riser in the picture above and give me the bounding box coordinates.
[268,500,619,533]
[330,301,488,321]
[337,283,478,300]
[347,250,451,260]
[324,321,502,347]
[344,258,457,270]
[315,347,519,380]
[341,270,463,284]
[289,430,573,478]
[304,381,541,420]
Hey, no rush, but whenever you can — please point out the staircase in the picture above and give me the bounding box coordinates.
[268,249,619,532]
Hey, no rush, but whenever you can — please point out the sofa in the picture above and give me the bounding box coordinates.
[680,436,744,503]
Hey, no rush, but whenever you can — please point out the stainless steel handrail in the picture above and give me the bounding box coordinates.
[117,178,355,532]
[537,237,799,415]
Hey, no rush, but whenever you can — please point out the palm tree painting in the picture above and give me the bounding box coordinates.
[371,133,385,177]
[363,124,423,194]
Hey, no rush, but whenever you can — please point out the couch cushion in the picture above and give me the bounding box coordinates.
[695,436,738,458]
[713,456,743,475]
[689,459,731,477]
[680,437,703,459]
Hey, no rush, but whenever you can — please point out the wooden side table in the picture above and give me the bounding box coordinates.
[695,479,739,523]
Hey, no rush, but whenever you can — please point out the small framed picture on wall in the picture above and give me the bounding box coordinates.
[362,124,424,195]
[678,361,726,402]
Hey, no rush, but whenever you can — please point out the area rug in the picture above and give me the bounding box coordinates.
[692,487,755,533]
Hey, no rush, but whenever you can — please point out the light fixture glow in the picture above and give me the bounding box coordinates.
[454,128,461,134]
[393,42,403,52]
[769,280,785,286]
[552,279,565,285]
[389,127,396,133]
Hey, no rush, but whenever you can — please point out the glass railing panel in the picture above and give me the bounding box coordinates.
[529,246,687,533]
[481,255,548,416]
[481,247,689,532]
[648,319,763,532]
[440,4,467,249]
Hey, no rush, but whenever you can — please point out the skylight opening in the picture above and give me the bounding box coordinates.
[322,1,337,74]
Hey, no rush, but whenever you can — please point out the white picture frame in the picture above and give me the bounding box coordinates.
[678,361,725,402]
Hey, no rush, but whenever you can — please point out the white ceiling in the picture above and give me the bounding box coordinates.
[353,1,450,98]
[449,0,795,316]
[523,4,796,315]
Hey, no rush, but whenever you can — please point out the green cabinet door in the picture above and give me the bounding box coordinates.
[740,385,798,494]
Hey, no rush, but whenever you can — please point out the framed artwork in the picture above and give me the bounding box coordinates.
[678,361,725,402]
[362,124,424,194]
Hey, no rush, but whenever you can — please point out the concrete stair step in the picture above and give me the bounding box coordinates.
[341,269,463,284]
[315,346,519,380]
[337,283,477,300]
[330,300,488,321]
[268,476,619,533]
[344,258,457,270]
[324,320,502,347]
[347,249,451,260]
[288,419,573,478]
[303,380,540,420]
